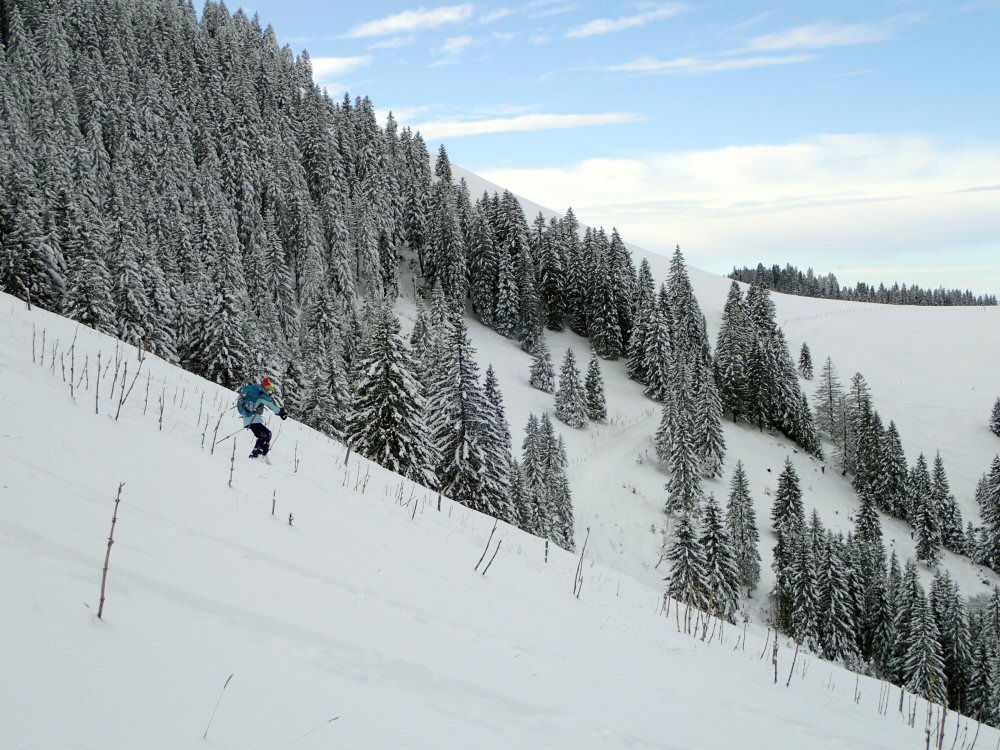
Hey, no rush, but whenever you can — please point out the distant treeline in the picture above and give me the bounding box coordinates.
[729,264,997,306]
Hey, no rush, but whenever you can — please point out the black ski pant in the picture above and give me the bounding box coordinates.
[247,423,272,456]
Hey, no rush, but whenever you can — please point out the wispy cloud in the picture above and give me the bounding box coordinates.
[369,36,416,49]
[441,35,474,55]
[411,112,644,139]
[606,54,814,75]
[566,4,684,39]
[746,21,894,51]
[310,55,374,79]
[346,4,473,38]
[479,8,512,24]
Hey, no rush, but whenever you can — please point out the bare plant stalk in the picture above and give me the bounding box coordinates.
[60,351,66,381]
[95,350,101,414]
[573,527,591,598]
[198,392,204,424]
[97,483,124,620]
[115,357,145,421]
[143,372,151,416]
[288,513,294,527]
[210,412,223,454]
[482,540,502,576]
[475,519,499,571]
[202,674,235,739]
[113,362,128,420]
[158,387,166,431]
[786,642,800,687]
[39,328,46,367]
[51,338,59,375]
[772,637,779,685]
[272,491,276,516]
[228,440,237,488]
[69,330,77,399]
[292,716,340,744]
[294,441,299,473]
[32,324,36,363]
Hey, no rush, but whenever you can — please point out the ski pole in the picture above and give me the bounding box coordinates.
[213,427,245,446]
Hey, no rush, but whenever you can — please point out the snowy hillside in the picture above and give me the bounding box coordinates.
[1,292,989,749]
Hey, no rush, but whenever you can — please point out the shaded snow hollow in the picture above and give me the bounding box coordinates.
[2,280,998,749]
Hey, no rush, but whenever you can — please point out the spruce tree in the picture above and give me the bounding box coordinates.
[812,357,844,438]
[979,456,1000,569]
[991,398,1000,438]
[347,302,437,487]
[666,511,706,621]
[725,461,761,595]
[929,571,971,711]
[910,453,943,566]
[798,342,813,379]
[529,337,556,393]
[818,533,859,663]
[902,585,947,705]
[700,494,740,623]
[584,352,607,422]
[482,365,515,523]
[931,452,965,554]
[554,348,588,429]
[714,281,750,420]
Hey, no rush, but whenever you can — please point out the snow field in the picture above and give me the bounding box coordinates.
[2,294,990,748]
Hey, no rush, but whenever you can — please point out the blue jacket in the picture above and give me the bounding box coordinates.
[238,384,282,427]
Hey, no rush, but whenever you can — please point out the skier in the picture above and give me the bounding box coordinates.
[237,377,288,459]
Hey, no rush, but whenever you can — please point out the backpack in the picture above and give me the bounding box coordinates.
[236,385,258,418]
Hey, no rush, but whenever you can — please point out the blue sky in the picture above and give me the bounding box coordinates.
[242,1,1000,294]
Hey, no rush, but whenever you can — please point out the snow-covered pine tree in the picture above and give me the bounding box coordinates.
[529,337,556,393]
[889,559,923,683]
[771,458,806,632]
[789,527,821,650]
[812,357,844,438]
[554,348,588,429]
[537,216,566,331]
[991,398,1000,438]
[492,244,520,339]
[694,364,726,477]
[817,532,860,663]
[910,453,943,566]
[725,461,761,595]
[642,306,672,401]
[931,452,965,554]
[978,456,1000,569]
[665,510,706,626]
[521,414,541,489]
[428,317,491,514]
[798,342,814,379]
[546,435,576,551]
[879,421,910,518]
[929,570,971,711]
[346,301,437,487]
[901,584,947,705]
[714,281,750,420]
[467,206,499,327]
[699,494,740,623]
[481,365,515,523]
[625,259,656,384]
[584,352,607,422]
[664,390,704,516]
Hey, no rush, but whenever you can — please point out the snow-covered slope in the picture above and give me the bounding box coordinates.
[1,293,988,749]
[444,167,1000,607]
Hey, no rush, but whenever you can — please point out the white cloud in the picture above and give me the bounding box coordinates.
[440,35,474,55]
[606,54,814,74]
[411,112,644,138]
[369,36,416,49]
[566,4,684,38]
[479,8,512,24]
[746,21,894,51]
[346,4,473,38]
[310,55,374,80]
[477,135,1000,293]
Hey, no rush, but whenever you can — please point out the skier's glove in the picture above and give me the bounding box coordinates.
[279,407,288,420]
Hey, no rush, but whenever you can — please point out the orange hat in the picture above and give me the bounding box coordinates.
[261,377,274,391]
